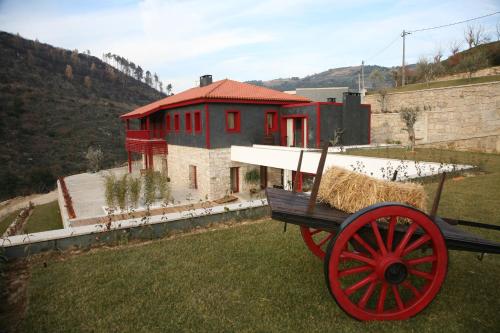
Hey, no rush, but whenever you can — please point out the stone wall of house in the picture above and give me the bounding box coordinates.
[167,145,211,200]
[365,81,500,153]
[267,167,283,187]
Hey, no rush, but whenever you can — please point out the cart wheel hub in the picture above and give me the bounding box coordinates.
[384,262,408,284]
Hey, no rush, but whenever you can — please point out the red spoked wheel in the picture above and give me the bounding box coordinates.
[324,203,448,321]
[300,226,336,260]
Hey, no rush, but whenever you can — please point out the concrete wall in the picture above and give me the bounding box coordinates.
[365,81,500,153]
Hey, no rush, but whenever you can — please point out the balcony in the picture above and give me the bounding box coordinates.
[125,130,167,155]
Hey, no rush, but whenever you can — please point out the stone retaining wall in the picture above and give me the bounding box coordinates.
[365,81,500,153]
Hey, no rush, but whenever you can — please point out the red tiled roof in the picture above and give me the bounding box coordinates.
[121,79,310,119]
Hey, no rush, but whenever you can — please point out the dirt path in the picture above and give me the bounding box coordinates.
[0,190,58,220]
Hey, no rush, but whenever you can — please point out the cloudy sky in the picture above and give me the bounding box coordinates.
[0,0,499,92]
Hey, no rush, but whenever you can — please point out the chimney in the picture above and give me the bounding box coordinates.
[200,74,213,87]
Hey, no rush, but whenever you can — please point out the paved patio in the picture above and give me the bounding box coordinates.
[64,166,204,220]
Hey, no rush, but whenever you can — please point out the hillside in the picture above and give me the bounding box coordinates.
[250,41,500,93]
[247,65,397,91]
[0,31,165,200]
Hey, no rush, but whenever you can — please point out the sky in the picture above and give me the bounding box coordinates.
[0,0,499,92]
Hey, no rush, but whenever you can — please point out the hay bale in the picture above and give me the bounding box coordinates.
[318,167,427,214]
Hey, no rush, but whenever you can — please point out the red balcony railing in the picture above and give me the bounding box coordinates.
[125,130,167,155]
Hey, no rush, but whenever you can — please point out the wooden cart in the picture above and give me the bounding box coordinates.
[265,144,500,321]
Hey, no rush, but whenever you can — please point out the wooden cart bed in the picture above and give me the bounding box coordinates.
[267,188,500,254]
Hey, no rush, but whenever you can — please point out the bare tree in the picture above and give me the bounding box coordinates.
[449,40,461,56]
[65,64,73,80]
[86,147,103,173]
[400,107,420,151]
[84,76,92,89]
[416,57,434,86]
[464,25,490,49]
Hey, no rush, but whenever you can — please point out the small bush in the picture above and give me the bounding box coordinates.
[155,171,170,202]
[244,169,260,185]
[114,174,128,210]
[128,176,141,208]
[103,173,116,208]
[143,170,156,206]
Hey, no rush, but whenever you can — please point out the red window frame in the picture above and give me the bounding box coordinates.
[194,111,202,133]
[265,110,278,134]
[174,113,180,132]
[165,114,171,132]
[225,110,241,133]
[185,112,192,132]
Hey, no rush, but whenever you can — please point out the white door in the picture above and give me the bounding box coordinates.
[286,119,294,147]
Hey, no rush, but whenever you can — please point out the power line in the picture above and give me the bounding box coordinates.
[365,34,400,62]
[408,11,500,33]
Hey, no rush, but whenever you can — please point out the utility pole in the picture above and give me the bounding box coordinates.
[361,60,365,91]
[401,30,411,87]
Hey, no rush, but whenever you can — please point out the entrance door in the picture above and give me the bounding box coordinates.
[230,167,239,193]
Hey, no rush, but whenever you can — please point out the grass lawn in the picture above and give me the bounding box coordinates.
[23,201,63,234]
[366,75,500,94]
[0,209,21,235]
[6,149,500,332]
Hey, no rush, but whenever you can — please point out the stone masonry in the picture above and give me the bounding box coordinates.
[365,81,500,153]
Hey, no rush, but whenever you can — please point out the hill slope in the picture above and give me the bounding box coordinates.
[0,32,164,200]
[247,65,397,91]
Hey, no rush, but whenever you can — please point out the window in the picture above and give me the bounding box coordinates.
[189,165,197,189]
[165,114,171,132]
[174,113,180,131]
[185,112,192,132]
[225,110,240,133]
[194,111,202,133]
[265,110,278,133]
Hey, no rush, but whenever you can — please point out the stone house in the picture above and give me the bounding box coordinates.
[120,75,371,200]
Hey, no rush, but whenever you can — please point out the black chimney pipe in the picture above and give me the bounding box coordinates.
[200,75,213,87]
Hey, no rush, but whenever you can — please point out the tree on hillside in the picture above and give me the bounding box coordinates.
[497,22,500,41]
[71,49,79,66]
[166,83,173,96]
[154,73,159,89]
[464,25,490,49]
[145,70,152,86]
[416,57,433,86]
[159,81,163,93]
[135,66,144,82]
[369,69,389,112]
[459,49,489,80]
[90,62,97,73]
[84,76,92,89]
[65,64,73,80]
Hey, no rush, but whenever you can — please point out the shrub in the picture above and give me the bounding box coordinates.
[143,170,156,206]
[244,169,260,188]
[155,171,170,202]
[86,146,103,173]
[400,106,420,151]
[128,176,141,208]
[114,174,128,210]
[103,173,116,208]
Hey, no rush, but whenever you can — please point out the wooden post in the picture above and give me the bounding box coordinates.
[307,142,329,215]
[293,150,304,193]
[430,172,446,220]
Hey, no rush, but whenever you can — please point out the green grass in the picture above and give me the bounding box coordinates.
[9,149,500,332]
[0,209,21,235]
[23,201,63,233]
[367,74,500,94]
